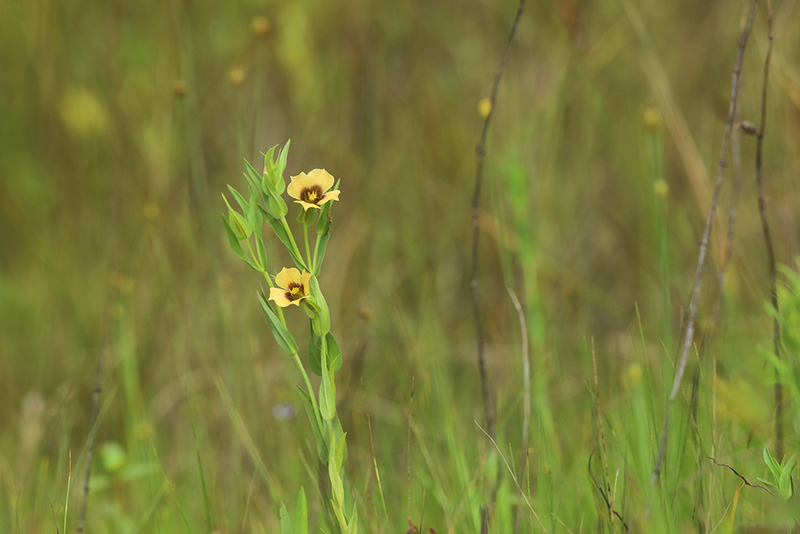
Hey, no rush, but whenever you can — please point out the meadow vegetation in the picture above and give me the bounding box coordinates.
[1,0,800,532]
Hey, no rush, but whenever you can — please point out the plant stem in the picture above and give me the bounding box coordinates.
[261,271,286,324]
[303,221,312,269]
[312,232,322,274]
[279,216,306,270]
[245,239,263,271]
[292,351,323,431]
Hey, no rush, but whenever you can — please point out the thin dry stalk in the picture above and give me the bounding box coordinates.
[587,453,629,531]
[651,0,760,485]
[710,117,745,454]
[407,377,415,523]
[708,457,771,494]
[507,287,530,471]
[475,422,549,534]
[470,0,526,442]
[77,340,105,534]
[591,339,613,524]
[507,286,530,534]
[753,0,780,459]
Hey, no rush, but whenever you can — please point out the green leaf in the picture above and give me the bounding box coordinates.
[328,427,345,506]
[241,163,260,193]
[302,296,322,315]
[346,507,358,534]
[262,146,277,192]
[326,333,342,372]
[295,488,308,534]
[316,191,333,235]
[260,206,308,271]
[319,350,336,421]
[244,159,264,192]
[307,326,322,376]
[307,331,341,376]
[265,188,289,219]
[296,386,327,463]
[334,431,346,473]
[314,231,330,275]
[764,446,778,475]
[309,276,330,336]
[258,291,298,355]
[227,184,250,215]
[299,207,317,225]
[256,230,268,272]
[280,502,294,534]
[276,140,291,194]
[247,181,260,230]
[222,216,258,271]
[780,454,796,497]
[222,193,252,239]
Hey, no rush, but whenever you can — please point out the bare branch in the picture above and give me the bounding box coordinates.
[470,0,526,442]
[651,0,760,485]
[708,457,772,494]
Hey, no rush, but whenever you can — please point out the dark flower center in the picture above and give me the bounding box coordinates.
[301,186,324,204]
[286,283,304,301]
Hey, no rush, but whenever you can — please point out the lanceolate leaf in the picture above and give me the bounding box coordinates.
[314,231,330,275]
[319,351,336,421]
[295,487,308,534]
[259,206,308,271]
[296,386,327,463]
[276,140,291,194]
[222,216,258,271]
[279,502,294,534]
[258,291,298,355]
[309,276,330,336]
[326,333,342,372]
[346,508,359,534]
[307,326,322,376]
[227,184,249,215]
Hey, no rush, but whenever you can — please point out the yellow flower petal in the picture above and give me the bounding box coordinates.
[307,169,334,192]
[301,271,312,295]
[317,190,340,205]
[269,287,294,307]
[288,169,337,208]
[275,267,302,290]
[294,199,322,211]
[287,172,309,201]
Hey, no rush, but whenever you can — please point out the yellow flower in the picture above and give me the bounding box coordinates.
[269,267,312,307]
[287,169,340,211]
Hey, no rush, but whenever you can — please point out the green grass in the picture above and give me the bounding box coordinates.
[2,0,800,532]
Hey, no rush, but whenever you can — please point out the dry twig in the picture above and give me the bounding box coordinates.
[651,0,760,485]
[753,0,780,459]
[708,457,772,494]
[470,0,526,442]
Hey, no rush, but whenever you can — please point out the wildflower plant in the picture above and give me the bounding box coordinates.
[222,141,357,533]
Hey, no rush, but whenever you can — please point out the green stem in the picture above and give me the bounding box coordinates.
[261,271,286,324]
[312,232,321,275]
[245,238,263,271]
[279,216,307,270]
[303,221,312,269]
[292,351,322,431]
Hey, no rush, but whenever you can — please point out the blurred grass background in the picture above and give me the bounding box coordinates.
[1,0,800,532]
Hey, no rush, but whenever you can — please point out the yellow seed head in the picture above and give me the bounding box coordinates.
[478,98,491,119]
[643,107,662,132]
[653,179,669,198]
